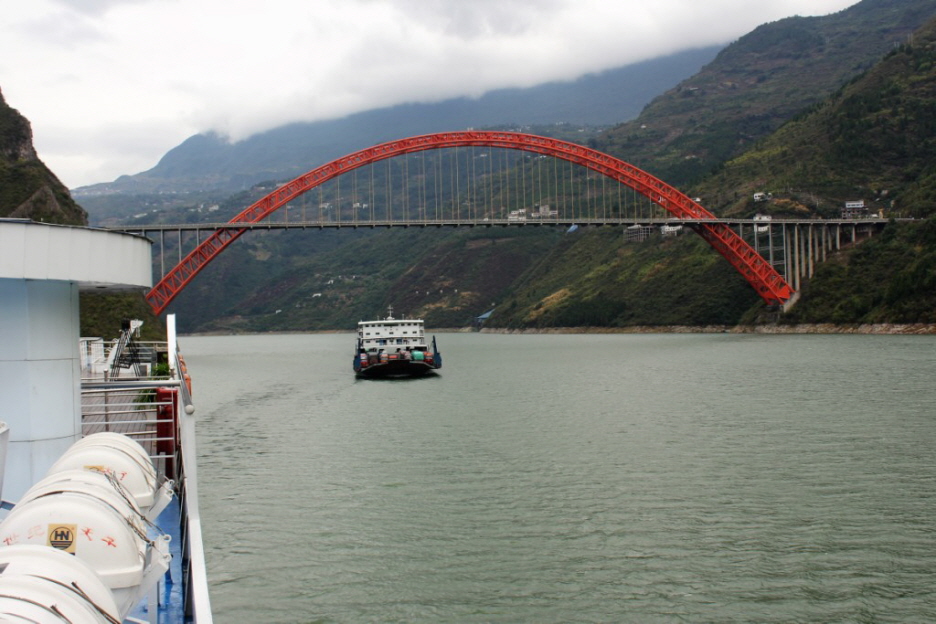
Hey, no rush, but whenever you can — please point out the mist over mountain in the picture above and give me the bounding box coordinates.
[74,46,721,196]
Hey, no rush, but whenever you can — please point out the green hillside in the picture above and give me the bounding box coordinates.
[486,9,936,331]
[678,16,936,327]
[484,228,760,329]
[595,0,936,187]
[693,18,936,219]
[781,220,936,325]
[168,227,566,332]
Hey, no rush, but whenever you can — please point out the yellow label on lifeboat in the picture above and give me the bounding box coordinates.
[48,524,77,553]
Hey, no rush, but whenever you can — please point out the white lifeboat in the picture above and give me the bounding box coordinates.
[0,433,171,619]
[18,468,147,532]
[0,544,121,624]
[44,431,171,518]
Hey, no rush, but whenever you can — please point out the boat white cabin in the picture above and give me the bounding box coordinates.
[358,312,427,352]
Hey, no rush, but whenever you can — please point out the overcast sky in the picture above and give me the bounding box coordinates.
[2,0,858,188]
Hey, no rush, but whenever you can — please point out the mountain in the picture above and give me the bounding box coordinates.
[73,0,936,332]
[691,17,936,326]
[487,13,936,330]
[693,17,936,220]
[595,0,936,187]
[74,46,721,197]
[0,88,87,225]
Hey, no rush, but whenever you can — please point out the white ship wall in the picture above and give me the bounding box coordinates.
[0,221,152,502]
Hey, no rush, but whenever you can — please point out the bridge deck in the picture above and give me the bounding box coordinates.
[109,217,892,233]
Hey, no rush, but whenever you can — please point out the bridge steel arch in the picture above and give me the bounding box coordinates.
[145,131,794,315]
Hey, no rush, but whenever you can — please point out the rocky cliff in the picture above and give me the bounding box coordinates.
[0,87,87,225]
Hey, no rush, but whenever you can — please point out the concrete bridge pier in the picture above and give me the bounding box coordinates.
[739,219,885,310]
[777,221,882,297]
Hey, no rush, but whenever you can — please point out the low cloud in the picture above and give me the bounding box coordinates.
[3,0,857,187]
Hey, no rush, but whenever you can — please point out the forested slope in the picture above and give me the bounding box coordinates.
[166,10,936,332]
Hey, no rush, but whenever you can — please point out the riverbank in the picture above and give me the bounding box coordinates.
[479,323,936,335]
[181,323,936,336]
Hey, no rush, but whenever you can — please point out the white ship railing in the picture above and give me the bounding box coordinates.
[167,315,212,624]
[80,314,212,623]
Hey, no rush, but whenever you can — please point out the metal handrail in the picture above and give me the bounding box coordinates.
[167,316,212,623]
[80,314,212,622]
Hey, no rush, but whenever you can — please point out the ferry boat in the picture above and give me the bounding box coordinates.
[354,308,442,377]
[0,314,212,623]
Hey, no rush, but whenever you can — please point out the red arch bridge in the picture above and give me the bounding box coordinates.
[119,131,887,315]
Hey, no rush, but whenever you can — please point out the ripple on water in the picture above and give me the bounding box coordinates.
[185,332,936,624]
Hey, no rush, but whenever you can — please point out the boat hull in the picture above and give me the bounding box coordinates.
[354,359,439,378]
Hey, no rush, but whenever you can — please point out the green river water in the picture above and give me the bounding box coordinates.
[185,332,936,623]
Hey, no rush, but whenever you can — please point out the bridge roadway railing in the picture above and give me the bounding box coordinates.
[108,217,891,301]
[108,217,891,232]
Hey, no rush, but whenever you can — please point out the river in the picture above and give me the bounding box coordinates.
[183,332,936,623]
